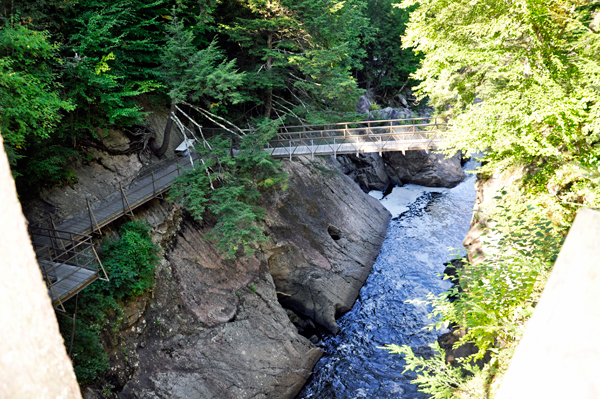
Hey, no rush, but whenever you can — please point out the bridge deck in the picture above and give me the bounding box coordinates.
[39,261,98,306]
[31,117,446,307]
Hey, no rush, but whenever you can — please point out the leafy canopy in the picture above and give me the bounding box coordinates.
[0,24,74,170]
[400,0,600,215]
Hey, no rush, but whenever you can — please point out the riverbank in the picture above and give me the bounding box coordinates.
[298,158,478,397]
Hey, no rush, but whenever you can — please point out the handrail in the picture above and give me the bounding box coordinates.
[30,118,446,233]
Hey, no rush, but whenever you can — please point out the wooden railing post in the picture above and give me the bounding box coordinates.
[86,198,101,234]
[151,171,157,196]
[119,182,134,216]
[119,182,126,214]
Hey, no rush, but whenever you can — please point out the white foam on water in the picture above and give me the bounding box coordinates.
[369,184,448,218]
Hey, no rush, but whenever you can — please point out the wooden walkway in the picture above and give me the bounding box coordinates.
[42,155,197,237]
[30,155,197,308]
[266,118,445,159]
[29,228,107,309]
[31,116,445,307]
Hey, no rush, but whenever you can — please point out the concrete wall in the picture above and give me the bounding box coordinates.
[498,208,600,399]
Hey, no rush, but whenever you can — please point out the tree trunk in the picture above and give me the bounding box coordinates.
[151,101,176,157]
[264,31,273,118]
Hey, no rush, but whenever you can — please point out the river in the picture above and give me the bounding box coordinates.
[297,160,478,398]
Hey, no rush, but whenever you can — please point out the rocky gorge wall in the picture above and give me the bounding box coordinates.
[112,157,391,399]
[25,125,392,398]
[23,106,469,397]
[330,150,466,194]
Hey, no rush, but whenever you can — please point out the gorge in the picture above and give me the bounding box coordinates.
[22,121,471,398]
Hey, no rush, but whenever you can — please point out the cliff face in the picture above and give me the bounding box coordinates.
[28,148,390,398]
[111,158,390,398]
[262,158,391,334]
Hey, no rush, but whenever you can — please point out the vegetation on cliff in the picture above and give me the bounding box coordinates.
[383,0,600,396]
[0,0,419,198]
[58,221,159,384]
[170,119,287,258]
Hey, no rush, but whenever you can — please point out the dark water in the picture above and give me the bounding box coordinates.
[298,161,477,399]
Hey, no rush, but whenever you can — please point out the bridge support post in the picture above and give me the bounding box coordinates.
[68,294,78,357]
[86,198,101,235]
[119,182,134,216]
[333,138,336,159]
[151,171,161,199]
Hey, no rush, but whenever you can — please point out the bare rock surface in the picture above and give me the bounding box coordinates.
[262,157,391,333]
[383,150,466,188]
[328,153,391,192]
[462,166,525,263]
[120,262,321,399]
[112,202,322,399]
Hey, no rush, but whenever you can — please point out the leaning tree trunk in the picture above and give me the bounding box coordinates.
[151,101,176,157]
[264,31,273,119]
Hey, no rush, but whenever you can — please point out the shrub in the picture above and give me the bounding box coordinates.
[59,221,159,384]
[170,119,287,259]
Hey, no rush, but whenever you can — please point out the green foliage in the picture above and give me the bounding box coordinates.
[384,196,564,397]
[170,120,287,259]
[59,221,159,384]
[22,144,80,187]
[101,221,159,298]
[382,342,484,399]
[358,0,421,103]
[160,16,244,107]
[0,24,74,171]
[217,0,368,122]
[2,0,421,190]
[400,0,600,213]
[432,207,561,357]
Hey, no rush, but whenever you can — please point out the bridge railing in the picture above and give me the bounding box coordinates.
[29,227,107,309]
[272,117,446,134]
[31,117,446,232]
[202,117,447,137]
[31,155,195,234]
[262,118,446,158]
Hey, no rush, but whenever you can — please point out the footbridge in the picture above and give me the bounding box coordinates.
[30,114,447,309]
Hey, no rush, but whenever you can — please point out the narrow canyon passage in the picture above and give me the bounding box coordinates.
[298,160,478,398]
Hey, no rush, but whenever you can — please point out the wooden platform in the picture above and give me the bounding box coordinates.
[39,260,98,307]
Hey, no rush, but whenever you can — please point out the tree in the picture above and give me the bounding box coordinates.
[0,24,73,173]
[401,0,600,216]
[153,15,244,156]
[218,0,369,123]
[358,0,421,104]
[170,118,287,259]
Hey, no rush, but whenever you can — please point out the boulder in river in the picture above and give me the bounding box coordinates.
[328,153,391,192]
[383,150,466,188]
